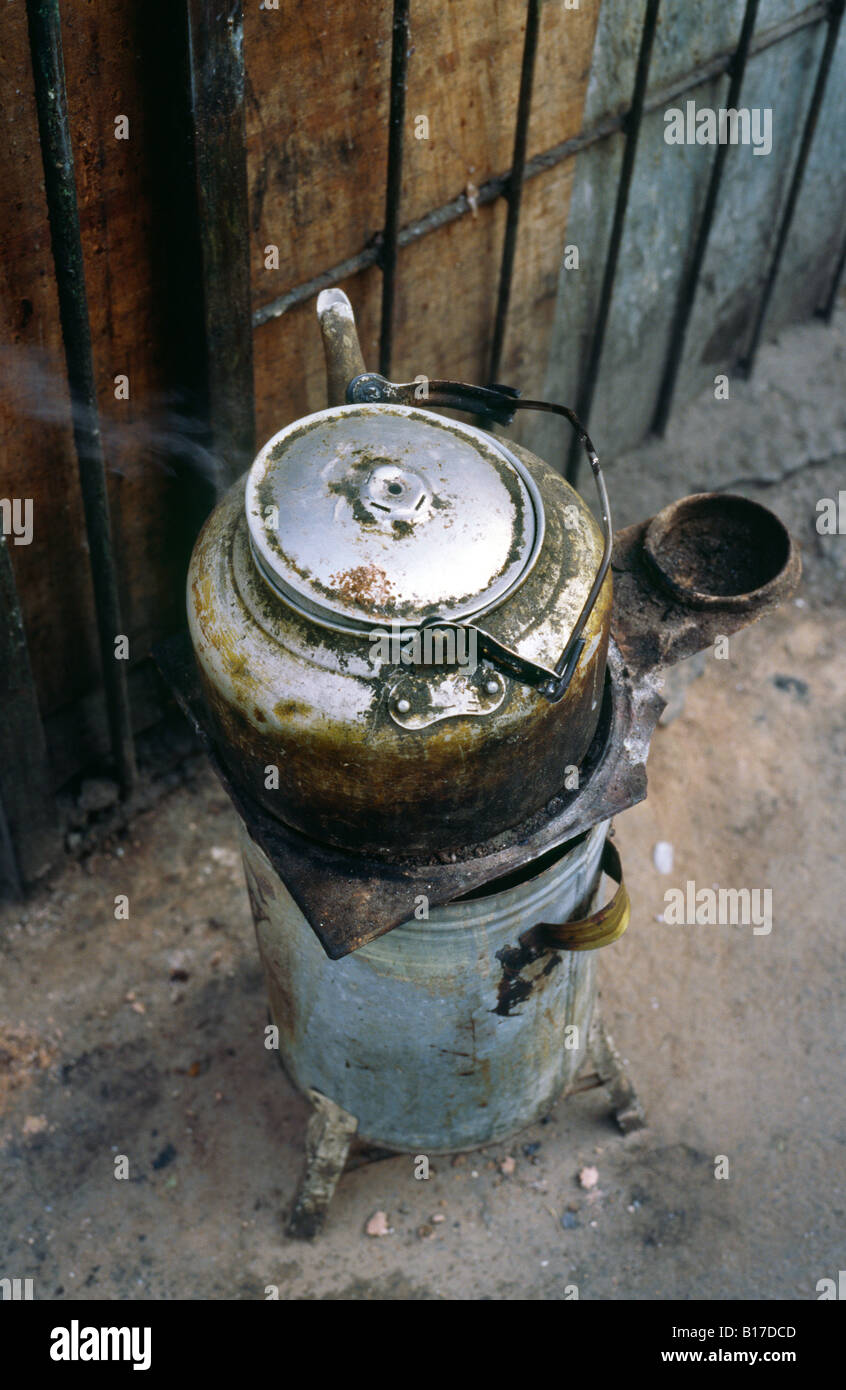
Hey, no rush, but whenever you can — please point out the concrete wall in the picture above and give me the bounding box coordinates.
[520,0,846,467]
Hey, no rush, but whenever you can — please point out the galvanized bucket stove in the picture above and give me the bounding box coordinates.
[159,291,800,1237]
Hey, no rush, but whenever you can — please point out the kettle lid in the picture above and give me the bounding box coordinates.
[245,402,544,633]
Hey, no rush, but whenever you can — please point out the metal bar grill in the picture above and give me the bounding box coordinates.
[185,0,255,484]
[740,0,845,375]
[565,0,661,486]
[488,0,542,388]
[252,3,830,332]
[651,0,761,437]
[24,0,136,798]
[379,0,411,378]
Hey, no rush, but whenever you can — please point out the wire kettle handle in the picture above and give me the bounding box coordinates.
[346,372,612,704]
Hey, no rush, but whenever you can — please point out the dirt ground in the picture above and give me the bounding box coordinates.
[1,308,844,1301]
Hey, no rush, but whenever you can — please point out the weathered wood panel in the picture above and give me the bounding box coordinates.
[0,0,601,816]
[0,5,98,723]
[1,0,192,736]
[248,0,600,443]
[1,0,230,790]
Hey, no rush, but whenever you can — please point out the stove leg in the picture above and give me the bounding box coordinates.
[587,1007,646,1134]
[286,1088,359,1240]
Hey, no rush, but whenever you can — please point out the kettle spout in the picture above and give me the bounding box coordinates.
[317,288,367,407]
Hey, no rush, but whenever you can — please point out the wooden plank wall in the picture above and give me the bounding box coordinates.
[246,1,600,433]
[0,0,600,799]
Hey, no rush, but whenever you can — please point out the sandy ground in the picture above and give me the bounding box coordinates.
[1,307,844,1301]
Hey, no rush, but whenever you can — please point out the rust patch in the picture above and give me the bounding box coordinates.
[612,503,801,676]
[493,934,560,1017]
[330,563,396,608]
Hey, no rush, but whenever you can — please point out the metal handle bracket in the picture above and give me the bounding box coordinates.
[535,838,629,951]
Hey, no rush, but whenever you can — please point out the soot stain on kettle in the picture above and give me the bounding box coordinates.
[326,465,378,525]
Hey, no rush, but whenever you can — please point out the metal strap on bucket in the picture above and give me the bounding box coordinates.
[535,838,629,951]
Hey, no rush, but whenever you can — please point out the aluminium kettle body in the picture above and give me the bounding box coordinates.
[187,290,612,856]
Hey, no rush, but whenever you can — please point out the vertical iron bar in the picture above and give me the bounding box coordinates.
[740,0,845,375]
[817,222,846,322]
[651,0,761,436]
[488,0,542,387]
[379,0,411,378]
[0,536,60,891]
[566,0,661,485]
[25,0,136,795]
[185,0,255,485]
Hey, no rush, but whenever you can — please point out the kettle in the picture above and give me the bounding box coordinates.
[187,289,614,855]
